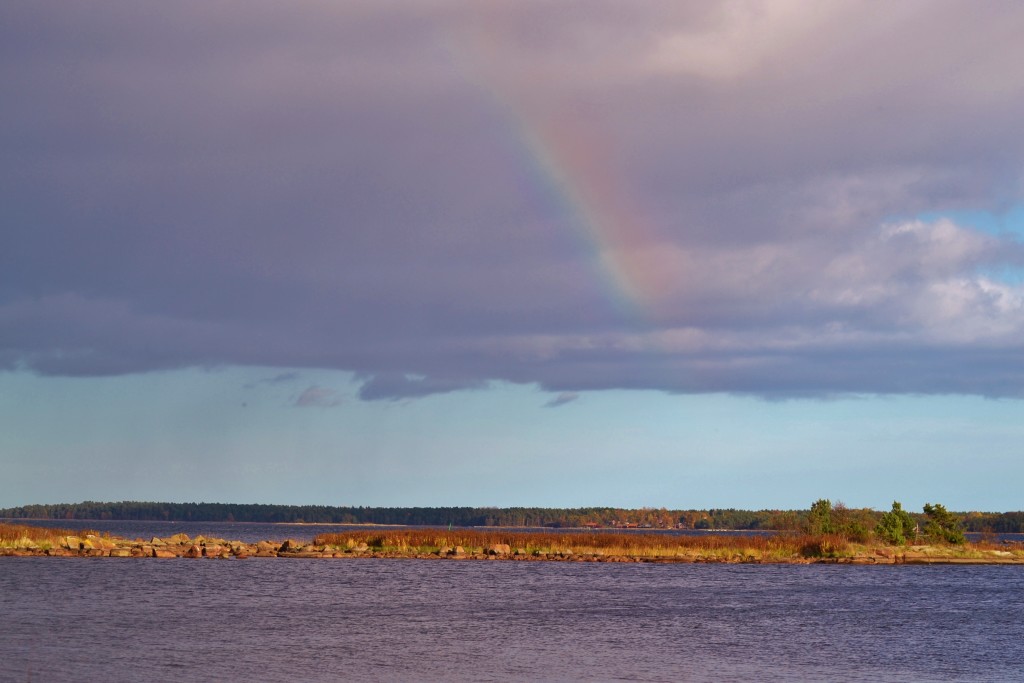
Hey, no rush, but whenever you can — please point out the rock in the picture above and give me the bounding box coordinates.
[278,540,303,553]
[108,548,131,557]
[86,535,116,550]
[256,541,277,553]
[62,536,82,550]
[437,546,453,556]
[150,537,166,546]
[351,542,370,553]
[153,549,177,558]
[279,550,323,558]
[487,544,512,556]
[185,544,203,558]
[514,548,527,556]
[167,533,191,544]
[452,546,466,556]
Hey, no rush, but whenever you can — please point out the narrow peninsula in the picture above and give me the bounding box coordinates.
[3,523,1022,565]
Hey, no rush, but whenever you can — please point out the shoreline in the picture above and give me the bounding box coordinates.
[3,524,1023,565]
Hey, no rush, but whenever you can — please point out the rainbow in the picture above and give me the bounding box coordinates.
[444,34,674,322]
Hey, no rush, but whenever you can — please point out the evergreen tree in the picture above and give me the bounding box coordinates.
[875,501,917,545]
[805,499,835,535]
[922,503,965,545]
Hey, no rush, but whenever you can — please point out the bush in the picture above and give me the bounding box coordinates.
[922,503,965,545]
[805,499,835,536]
[875,501,917,545]
[799,534,850,558]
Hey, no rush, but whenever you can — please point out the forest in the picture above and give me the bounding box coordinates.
[2,501,1023,533]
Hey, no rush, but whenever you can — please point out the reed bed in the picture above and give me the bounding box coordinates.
[312,529,825,559]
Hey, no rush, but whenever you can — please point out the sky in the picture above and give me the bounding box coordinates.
[3,1,1024,512]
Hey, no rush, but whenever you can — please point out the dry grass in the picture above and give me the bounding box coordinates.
[312,529,820,559]
[0,522,96,545]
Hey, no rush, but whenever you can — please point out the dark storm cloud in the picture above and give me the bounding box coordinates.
[4,1,1024,399]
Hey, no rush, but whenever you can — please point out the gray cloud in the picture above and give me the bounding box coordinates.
[545,392,580,408]
[4,1,1024,399]
[245,371,299,389]
[294,385,342,408]
[357,374,486,402]
[260,372,299,385]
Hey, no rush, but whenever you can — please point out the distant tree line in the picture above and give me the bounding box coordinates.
[0,501,805,528]
[0,501,793,528]
[1,500,1021,533]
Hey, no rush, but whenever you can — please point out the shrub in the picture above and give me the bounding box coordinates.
[799,534,850,558]
[922,503,965,545]
[805,499,835,536]
[875,501,917,545]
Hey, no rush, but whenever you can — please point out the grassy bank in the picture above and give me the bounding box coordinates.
[311,528,1024,563]
[3,522,1022,563]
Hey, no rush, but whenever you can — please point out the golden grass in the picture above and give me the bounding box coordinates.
[311,529,826,559]
[0,522,96,545]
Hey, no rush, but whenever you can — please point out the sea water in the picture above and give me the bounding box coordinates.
[2,558,1022,682]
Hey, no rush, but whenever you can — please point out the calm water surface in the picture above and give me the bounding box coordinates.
[2,558,1022,682]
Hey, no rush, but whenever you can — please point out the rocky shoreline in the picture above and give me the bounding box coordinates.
[3,532,1023,565]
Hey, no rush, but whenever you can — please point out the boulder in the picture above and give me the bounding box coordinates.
[351,542,370,553]
[256,541,277,553]
[185,544,203,559]
[150,537,166,547]
[86,535,116,550]
[167,533,191,544]
[62,536,82,550]
[153,549,177,558]
[278,540,303,553]
[108,548,132,557]
[487,544,512,556]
